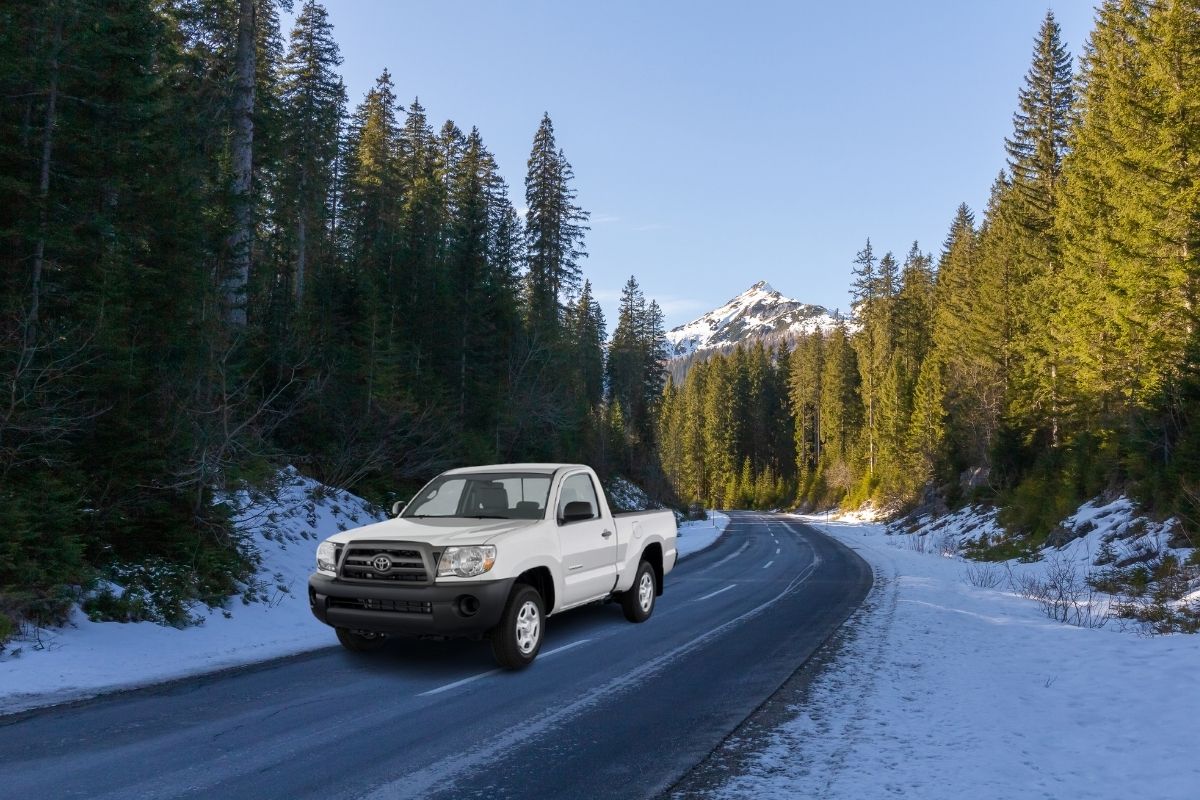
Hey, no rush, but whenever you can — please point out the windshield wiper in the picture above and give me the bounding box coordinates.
[465,514,508,519]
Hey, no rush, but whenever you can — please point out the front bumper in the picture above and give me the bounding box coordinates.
[308,573,514,637]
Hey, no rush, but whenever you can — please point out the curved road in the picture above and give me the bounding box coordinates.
[0,513,870,799]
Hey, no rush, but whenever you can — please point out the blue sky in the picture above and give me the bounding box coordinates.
[294,0,1098,329]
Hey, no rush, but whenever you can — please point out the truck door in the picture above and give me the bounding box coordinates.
[556,472,619,605]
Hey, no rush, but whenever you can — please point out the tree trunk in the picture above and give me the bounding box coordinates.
[28,11,63,347]
[295,208,307,306]
[222,0,256,326]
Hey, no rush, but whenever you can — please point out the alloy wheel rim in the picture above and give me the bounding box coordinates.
[638,571,654,612]
[515,600,540,654]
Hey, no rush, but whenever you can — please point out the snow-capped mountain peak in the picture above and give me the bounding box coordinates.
[665,281,839,359]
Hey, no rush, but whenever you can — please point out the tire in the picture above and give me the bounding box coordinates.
[620,560,656,623]
[336,627,387,653]
[490,584,544,670]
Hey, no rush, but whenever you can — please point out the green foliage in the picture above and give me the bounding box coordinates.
[524,112,589,329]
[0,1,671,632]
[658,342,797,510]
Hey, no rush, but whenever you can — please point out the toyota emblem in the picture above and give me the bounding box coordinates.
[371,555,392,572]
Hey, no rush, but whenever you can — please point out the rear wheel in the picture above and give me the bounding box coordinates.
[620,560,656,623]
[336,627,387,653]
[490,584,544,670]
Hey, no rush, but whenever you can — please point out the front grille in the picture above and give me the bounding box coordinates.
[339,545,430,584]
[327,597,433,615]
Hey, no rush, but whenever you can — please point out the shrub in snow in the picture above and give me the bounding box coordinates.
[895,494,1199,633]
[961,561,1005,589]
[1012,555,1111,629]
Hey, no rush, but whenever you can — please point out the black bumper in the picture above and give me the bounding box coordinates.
[308,573,514,637]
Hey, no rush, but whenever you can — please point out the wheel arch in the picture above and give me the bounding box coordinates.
[515,565,556,614]
[641,541,664,596]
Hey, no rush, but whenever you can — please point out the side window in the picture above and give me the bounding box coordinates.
[558,473,599,523]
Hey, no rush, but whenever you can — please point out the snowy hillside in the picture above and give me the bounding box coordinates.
[665,281,841,359]
[690,511,1200,800]
[0,467,387,714]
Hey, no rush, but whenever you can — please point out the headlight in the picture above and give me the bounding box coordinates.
[316,541,338,575]
[437,545,496,578]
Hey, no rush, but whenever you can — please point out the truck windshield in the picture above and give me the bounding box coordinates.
[402,472,553,520]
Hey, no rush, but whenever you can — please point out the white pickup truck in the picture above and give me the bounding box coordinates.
[308,464,678,669]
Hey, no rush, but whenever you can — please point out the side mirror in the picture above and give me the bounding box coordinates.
[561,500,594,523]
[391,499,408,517]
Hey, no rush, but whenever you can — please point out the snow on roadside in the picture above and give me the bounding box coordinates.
[676,511,731,558]
[603,475,729,557]
[0,467,385,716]
[894,495,1182,565]
[694,513,1200,800]
[890,496,1197,628]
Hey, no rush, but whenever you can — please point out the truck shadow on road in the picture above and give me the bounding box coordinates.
[333,600,630,677]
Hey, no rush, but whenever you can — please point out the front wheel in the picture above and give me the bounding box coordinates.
[490,584,544,670]
[620,560,656,623]
[336,627,387,652]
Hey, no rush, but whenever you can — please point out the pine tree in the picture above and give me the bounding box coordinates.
[1006,11,1076,224]
[330,68,402,423]
[702,355,737,506]
[640,299,670,440]
[908,351,947,487]
[524,113,589,332]
[789,331,825,487]
[852,240,894,478]
[222,0,257,326]
[607,275,647,430]
[819,322,861,500]
[1004,10,1076,448]
[566,280,606,408]
[278,0,345,309]
[396,98,445,378]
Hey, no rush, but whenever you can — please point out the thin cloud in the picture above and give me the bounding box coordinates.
[655,297,706,317]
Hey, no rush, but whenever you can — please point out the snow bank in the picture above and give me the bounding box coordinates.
[691,513,1200,799]
[603,475,729,557]
[0,467,385,715]
[888,496,1197,629]
[676,511,731,558]
[894,495,1182,560]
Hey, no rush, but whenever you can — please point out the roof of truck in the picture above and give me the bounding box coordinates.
[441,463,583,475]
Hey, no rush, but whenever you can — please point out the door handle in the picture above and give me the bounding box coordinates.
[601,529,613,539]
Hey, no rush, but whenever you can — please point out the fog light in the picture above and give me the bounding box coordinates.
[457,595,480,617]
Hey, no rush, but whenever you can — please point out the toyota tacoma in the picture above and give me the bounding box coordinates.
[308,464,678,669]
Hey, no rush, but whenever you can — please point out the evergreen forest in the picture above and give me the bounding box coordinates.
[0,0,669,631]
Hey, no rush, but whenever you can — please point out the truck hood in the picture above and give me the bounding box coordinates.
[322,516,539,546]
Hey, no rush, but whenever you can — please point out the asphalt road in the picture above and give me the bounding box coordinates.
[0,513,871,800]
